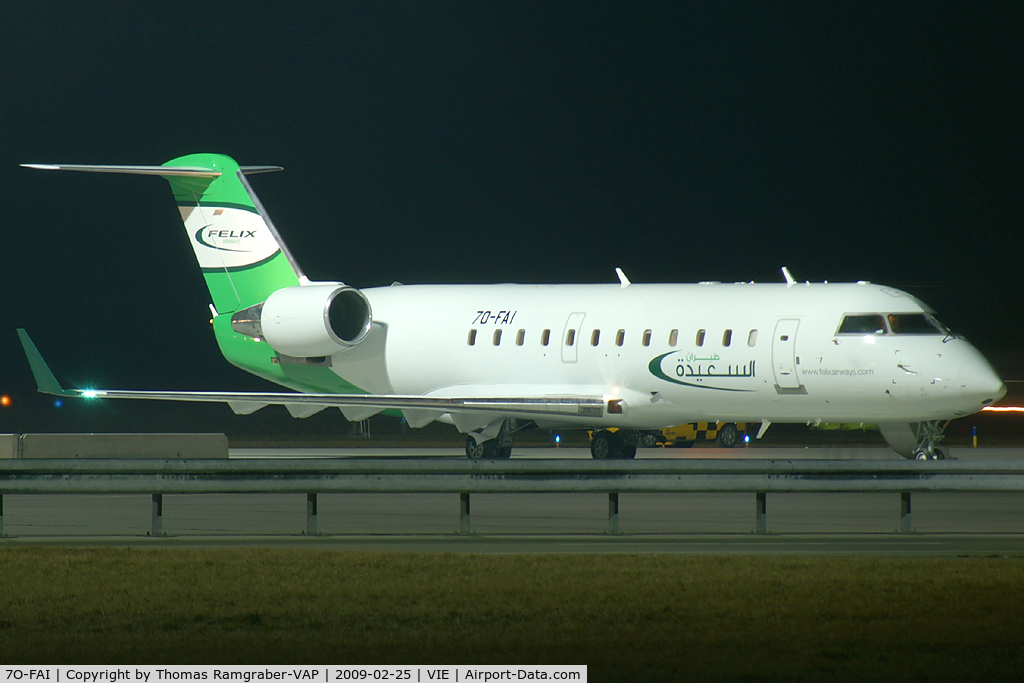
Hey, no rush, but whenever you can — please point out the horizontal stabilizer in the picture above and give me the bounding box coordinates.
[21,163,282,177]
[22,164,220,177]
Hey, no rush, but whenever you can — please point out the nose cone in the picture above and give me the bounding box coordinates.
[959,346,1006,408]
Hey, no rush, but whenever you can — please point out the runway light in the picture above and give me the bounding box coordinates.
[0,395,11,407]
[554,435,561,447]
[54,399,63,408]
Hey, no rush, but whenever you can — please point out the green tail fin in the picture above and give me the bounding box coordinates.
[162,153,302,314]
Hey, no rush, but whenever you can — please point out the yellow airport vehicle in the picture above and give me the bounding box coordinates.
[589,422,748,454]
[646,421,748,448]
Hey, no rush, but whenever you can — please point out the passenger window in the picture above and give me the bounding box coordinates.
[616,329,625,346]
[566,329,576,346]
[591,329,601,346]
[695,329,706,347]
[642,329,652,347]
[493,329,502,346]
[468,329,477,346]
[516,329,525,346]
[747,330,758,347]
[669,329,678,346]
[541,329,551,346]
[722,329,732,347]
[838,314,887,335]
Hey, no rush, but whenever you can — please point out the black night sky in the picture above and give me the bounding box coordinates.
[2,4,1022,408]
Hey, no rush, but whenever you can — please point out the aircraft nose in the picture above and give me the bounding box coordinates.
[959,349,1006,407]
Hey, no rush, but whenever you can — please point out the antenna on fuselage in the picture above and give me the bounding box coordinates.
[615,267,631,288]
[781,267,796,288]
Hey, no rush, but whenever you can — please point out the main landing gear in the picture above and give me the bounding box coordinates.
[465,435,512,460]
[465,419,515,460]
[715,422,742,448]
[590,430,638,460]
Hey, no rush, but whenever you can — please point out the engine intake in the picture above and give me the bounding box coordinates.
[231,283,372,357]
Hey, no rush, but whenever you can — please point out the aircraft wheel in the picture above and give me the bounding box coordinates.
[466,436,484,460]
[495,446,513,459]
[639,432,659,448]
[466,436,497,460]
[913,448,937,461]
[716,423,741,448]
[591,431,617,460]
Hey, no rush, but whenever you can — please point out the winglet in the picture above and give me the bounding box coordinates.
[16,329,70,396]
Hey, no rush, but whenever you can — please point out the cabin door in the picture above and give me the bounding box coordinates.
[772,318,804,392]
[561,312,586,363]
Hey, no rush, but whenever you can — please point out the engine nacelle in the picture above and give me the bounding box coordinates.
[231,283,372,357]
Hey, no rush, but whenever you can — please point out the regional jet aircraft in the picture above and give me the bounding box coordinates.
[19,154,1005,459]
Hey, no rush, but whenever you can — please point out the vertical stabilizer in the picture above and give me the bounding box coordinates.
[161,153,302,313]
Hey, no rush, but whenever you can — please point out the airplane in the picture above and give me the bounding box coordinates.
[19,153,1006,460]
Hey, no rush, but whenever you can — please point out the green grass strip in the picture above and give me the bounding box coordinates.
[0,549,1022,682]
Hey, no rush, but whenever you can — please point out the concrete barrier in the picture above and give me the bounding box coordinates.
[18,433,228,459]
[0,434,17,459]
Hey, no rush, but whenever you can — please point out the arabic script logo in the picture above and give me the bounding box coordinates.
[648,352,756,392]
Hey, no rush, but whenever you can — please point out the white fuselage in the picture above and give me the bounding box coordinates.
[330,280,1005,431]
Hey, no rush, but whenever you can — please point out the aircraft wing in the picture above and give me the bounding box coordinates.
[16,329,606,420]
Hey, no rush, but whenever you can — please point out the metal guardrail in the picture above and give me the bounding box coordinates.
[2,458,1023,536]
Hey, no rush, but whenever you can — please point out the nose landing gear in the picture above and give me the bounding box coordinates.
[880,419,952,460]
[912,420,950,460]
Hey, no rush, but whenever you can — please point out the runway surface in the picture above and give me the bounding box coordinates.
[2,447,1023,555]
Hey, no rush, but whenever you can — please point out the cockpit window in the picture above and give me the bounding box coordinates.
[837,312,951,336]
[837,314,887,335]
[887,313,946,335]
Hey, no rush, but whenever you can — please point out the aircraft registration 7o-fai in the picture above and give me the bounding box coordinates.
[19,154,1006,460]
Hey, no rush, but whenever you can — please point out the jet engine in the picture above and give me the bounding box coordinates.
[230,283,372,357]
